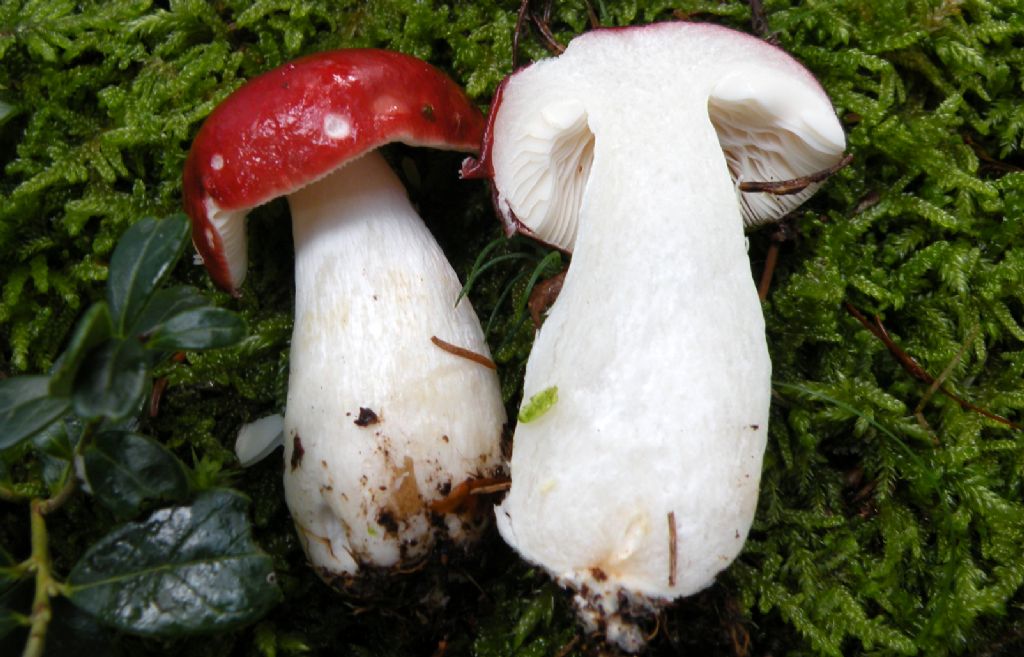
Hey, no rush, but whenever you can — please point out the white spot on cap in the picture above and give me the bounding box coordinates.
[211,154,224,170]
[323,113,352,140]
[205,227,215,246]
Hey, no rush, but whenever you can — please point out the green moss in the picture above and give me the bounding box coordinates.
[4,0,1024,655]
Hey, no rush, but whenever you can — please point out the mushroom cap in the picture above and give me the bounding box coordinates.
[469,22,846,250]
[182,49,486,292]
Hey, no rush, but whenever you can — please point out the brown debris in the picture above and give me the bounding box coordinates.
[739,153,853,195]
[290,435,305,471]
[667,511,678,588]
[845,302,1021,431]
[355,407,380,427]
[757,220,798,301]
[529,269,566,328]
[391,456,423,519]
[149,377,168,418]
[429,475,511,515]
[430,335,496,370]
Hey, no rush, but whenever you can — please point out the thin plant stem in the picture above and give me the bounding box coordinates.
[22,501,54,657]
[20,418,97,657]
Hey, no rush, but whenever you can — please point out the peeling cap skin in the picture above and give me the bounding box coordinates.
[181,49,505,582]
[472,23,845,652]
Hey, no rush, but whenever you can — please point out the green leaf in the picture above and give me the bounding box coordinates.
[83,431,189,519]
[67,489,281,635]
[106,214,190,335]
[512,586,555,650]
[130,286,207,337]
[0,377,70,451]
[31,420,74,493]
[145,307,246,351]
[50,302,114,397]
[71,338,148,421]
[517,386,559,424]
[0,607,22,642]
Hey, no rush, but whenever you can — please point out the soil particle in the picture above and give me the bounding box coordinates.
[290,435,304,471]
[376,509,399,534]
[355,407,380,426]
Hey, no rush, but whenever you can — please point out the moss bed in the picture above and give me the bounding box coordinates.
[3,1,1024,655]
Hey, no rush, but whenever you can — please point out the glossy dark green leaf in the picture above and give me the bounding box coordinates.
[83,432,189,518]
[67,489,281,635]
[107,214,189,335]
[130,286,207,337]
[31,420,74,492]
[145,307,246,351]
[0,376,70,450]
[50,302,114,397]
[71,338,148,421]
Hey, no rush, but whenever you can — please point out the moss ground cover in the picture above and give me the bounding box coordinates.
[3,1,1024,655]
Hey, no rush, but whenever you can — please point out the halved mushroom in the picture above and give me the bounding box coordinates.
[182,49,506,581]
[464,23,846,651]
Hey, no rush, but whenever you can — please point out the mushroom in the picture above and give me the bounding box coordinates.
[463,23,846,651]
[182,49,506,581]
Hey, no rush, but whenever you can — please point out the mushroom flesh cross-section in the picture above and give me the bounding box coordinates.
[464,23,846,651]
[182,49,506,582]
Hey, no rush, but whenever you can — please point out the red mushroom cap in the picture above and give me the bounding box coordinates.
[182,48,485,292]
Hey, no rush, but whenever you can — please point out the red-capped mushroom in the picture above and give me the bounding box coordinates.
[182,49,506,580]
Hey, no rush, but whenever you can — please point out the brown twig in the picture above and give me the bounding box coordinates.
[748,0,771,38]
[740,154,853,195]
[757,242,780,301]
[149,376,168,418]
[513,0,531,70]
[583,0,600,28]
[429,476,511,514]
[845,302,1021,430]
[963,133,1024,174]
[915,324,980,438]
[469,481,512,495]
[512,0,567,70]
[430,336,497,370]
[531,15,566,55]
[757,221,797,301]
[667,511,678,588]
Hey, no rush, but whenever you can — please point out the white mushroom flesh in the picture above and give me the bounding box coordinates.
[488,24,845,651]
[282,152,506,578]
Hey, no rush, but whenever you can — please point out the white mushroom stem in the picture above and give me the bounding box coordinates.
[498,111,770,650]
[281,152,505,577]
[488,25,845,652]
